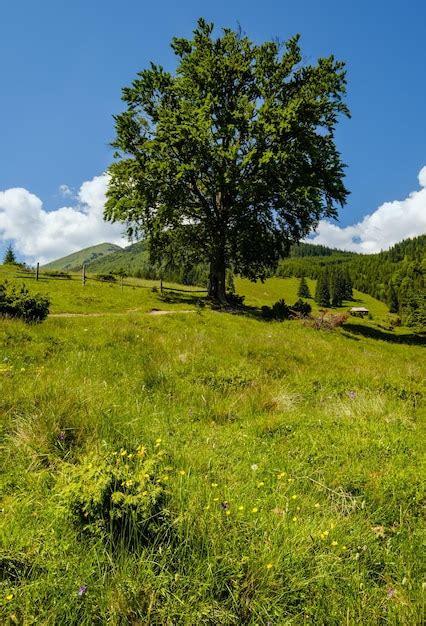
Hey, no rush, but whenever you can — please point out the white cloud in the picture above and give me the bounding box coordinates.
[309,166,426,253]
[0,174,128,265]
[59,184,74,198]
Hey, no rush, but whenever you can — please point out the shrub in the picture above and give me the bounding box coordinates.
[226,293,245,307]
[291,299,312,317]
[43,270,71,279]
[271,299,291,320]
[58,445,169,548]
[0,282,50,323]
[96,273,117,283]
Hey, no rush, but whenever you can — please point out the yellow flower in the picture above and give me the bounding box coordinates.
[211,482,218,488]
[291,495,297,500]
[155,438,162,444]
[257,481,265,488]
[277,472,285,480]
[314,503,320,508]
[6,594,14,601]
[205,505,210,510]
[331,541,338,546]
[179,470,186,475]
[213,497,219,502]
[238,505,245,511]
[292,516,298,522]
[120,449,127,457]
[127,453,134,460]
[266,563,273,570]
[137,447,145,457]
[225,510,231,516]
[251,507,258,513]
[342,545,347,550]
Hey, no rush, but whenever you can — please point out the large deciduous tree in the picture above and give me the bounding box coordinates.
[105,18,350,301]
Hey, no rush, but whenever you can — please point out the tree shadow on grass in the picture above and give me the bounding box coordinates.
[343,323,426,346]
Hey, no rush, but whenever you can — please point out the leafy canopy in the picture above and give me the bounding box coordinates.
[105,18,350,298]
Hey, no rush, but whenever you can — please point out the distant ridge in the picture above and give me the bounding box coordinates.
[42,243,123,270]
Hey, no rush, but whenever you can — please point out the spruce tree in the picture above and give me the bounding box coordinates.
[297,276,311,298]
[315,270,330,307]
[388,282,399,313]
[3,244,17,265]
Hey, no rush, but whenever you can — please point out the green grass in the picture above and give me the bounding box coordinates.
[1,265,424,624]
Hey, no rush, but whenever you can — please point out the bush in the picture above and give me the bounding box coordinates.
[96,273,117,283]
[43,270,71,279]
[58,445,169,548]
[271,299,291,320]
[291,299,312,317]
[0,282,50,323]
[226,293,245,307]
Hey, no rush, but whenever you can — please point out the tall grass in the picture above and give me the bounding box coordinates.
[1,266,424,624]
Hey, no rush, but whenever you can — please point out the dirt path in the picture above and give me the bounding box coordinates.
[49,309,196,318]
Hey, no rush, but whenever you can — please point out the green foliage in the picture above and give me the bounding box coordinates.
[297,276,311,298]
[315,270,331,306]
[96,272,117,283]
[262,298,291,320]
[292,298,312,317]
[0,281,50,322]
[106,18,350,300]
[3,244,17,265]
[59,445,168,547]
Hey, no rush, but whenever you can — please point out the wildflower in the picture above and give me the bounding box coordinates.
[78,585,87,596]
[213,497,219,502]
[238,505,245,511]
[20,367,26,372]
[137,446,145,457]
[127,453,134,459]
[257,481,265,488]
[348,391,357,400]
[291,494,297,500]
[225,510,231,516]
[331,540,338,546]
[179,470,186,475]
[57,431,66,441]
[314,503,320,508]
[251,507,258,513]
[205,505,210,510]
[220,501,229,511]
[266,563,273,570]
[211,482,218,488]
[155,438,162,444]
[342,545,347,550]
[251,464,258,471]
[120,449,127,457]
[292,516,298,522]
[277,472,285,480]
[387,587,396,599]
[6,594,13,601]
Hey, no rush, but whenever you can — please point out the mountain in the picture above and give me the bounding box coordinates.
[42,243,123,271]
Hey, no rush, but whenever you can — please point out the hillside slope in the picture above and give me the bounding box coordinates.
[42,243,122,270]
[0,264,423,624]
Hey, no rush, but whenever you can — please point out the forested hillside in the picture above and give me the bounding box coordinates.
[277,236,426,329]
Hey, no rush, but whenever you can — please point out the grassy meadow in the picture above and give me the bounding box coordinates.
[1,265,425,624]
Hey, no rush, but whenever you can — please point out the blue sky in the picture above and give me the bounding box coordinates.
[0,0,425,263]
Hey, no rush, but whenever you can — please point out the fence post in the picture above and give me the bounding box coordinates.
[36,262,39,281]
[82,264,86,286]
[120,275,123,291]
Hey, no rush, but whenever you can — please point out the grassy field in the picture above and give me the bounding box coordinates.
[1,265,424,624]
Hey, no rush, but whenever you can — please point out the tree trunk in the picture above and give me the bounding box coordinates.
[208,254,227,302]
